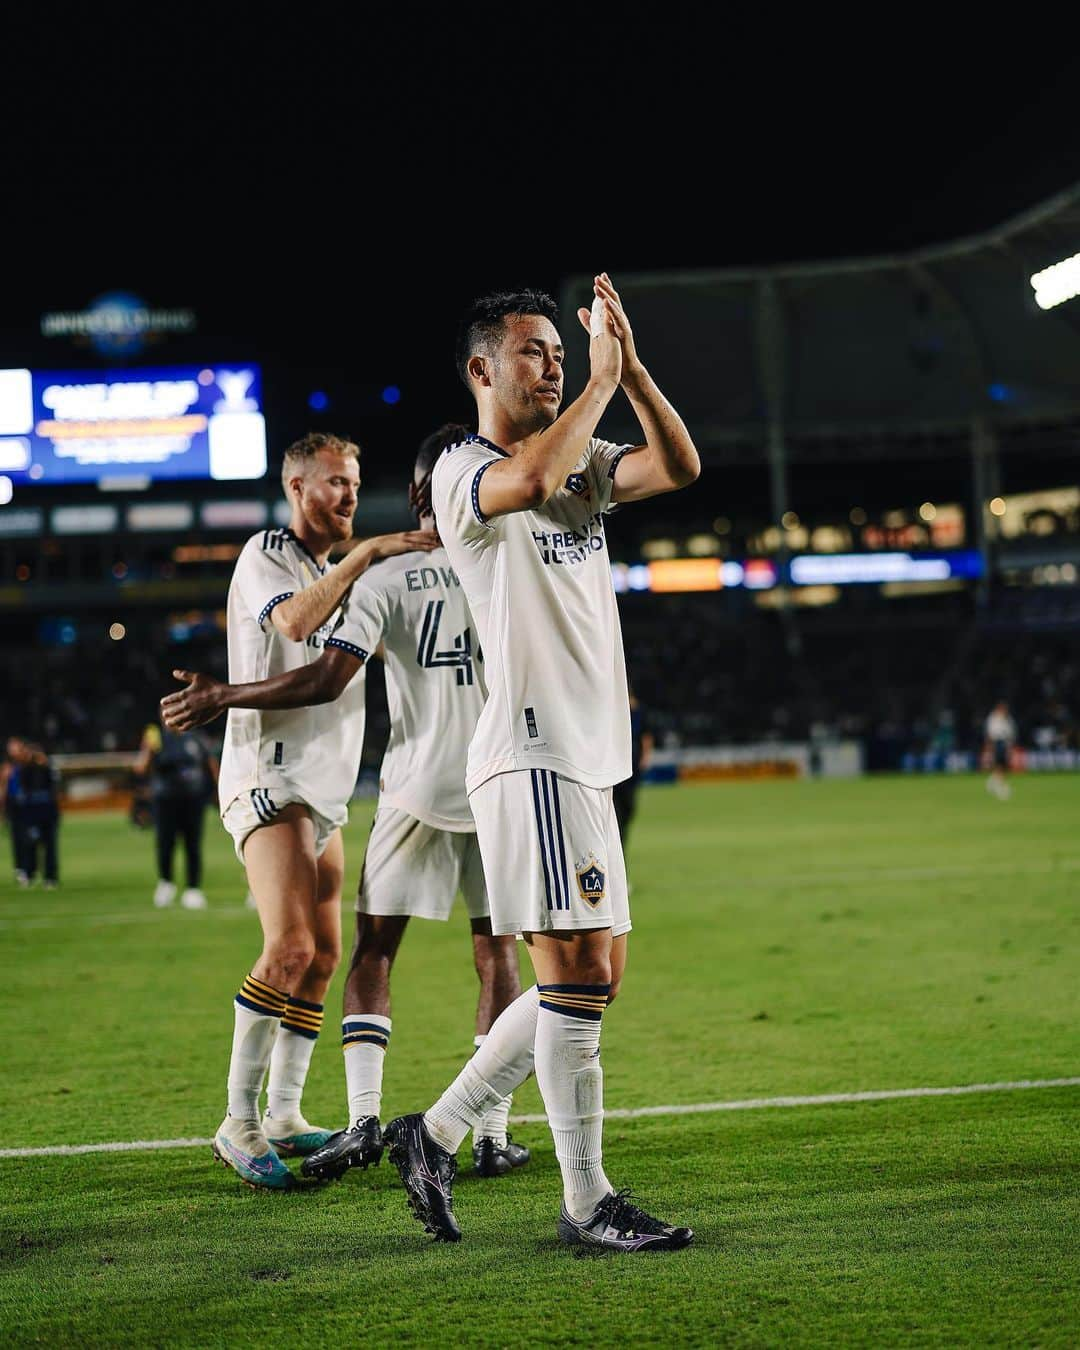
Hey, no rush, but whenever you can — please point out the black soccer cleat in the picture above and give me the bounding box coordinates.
[383,1113,461,1243]
[557,1189,694,1253]
[299,1116,384,1181]
[472,1133,531,1178]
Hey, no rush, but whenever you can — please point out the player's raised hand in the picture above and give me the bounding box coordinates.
[577,274,622,390]
[591,272,642,380]
[368,530,440,560]
[161,670,227,731]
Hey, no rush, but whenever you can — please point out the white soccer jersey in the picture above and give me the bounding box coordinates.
[985,711,1017,742]
[432,433,633,795]
[335,548,485,831]
[218,526,366,823]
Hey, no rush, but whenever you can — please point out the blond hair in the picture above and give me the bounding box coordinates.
[281,432,360,493]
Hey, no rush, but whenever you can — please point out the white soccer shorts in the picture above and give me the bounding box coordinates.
[469,769,631,938]
[221,788,345,863]
[356,807,488,921]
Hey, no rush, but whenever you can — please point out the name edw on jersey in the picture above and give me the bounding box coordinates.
[335,547,486,831]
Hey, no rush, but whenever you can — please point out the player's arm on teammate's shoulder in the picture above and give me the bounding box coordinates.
[475,283,624,520]
[159,648,364,731]
[585,274,700,504]
[270,531,438,642]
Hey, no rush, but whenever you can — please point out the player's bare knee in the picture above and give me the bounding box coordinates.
[560,950,612,987]
[263,930,317,983]
[307,937,341,983]
[352,936,396,979]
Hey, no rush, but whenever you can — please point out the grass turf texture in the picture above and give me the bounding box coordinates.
[1,775,1077,1346]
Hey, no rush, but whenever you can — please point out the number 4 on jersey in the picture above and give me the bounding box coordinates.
[416,600,475,686]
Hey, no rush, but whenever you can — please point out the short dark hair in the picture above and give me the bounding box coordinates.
[280,432,360,491]
[415,422,470,482]
[455,289,559,388]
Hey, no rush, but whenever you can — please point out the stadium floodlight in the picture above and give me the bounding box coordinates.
[1030,253,1080,310]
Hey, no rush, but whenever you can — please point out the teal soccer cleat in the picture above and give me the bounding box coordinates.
[212,1117,294,1190]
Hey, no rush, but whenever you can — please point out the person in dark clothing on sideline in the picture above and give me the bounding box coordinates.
[3,737,33,886]
[136,720,218,910]
[9,742,61,888]
[613,687,654,847]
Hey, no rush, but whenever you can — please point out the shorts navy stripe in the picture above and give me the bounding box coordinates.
[250,790,270,823]
[538,771,565,910]
[530,770,555,911]
[549,772,570,907]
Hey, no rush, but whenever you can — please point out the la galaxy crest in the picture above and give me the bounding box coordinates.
[575,854,606,907]
[564,472,590,500]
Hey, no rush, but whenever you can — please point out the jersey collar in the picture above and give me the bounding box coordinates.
[466,433,509,458]
[281,527,328,573]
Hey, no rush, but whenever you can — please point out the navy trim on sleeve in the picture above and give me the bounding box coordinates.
[607,447,632,480]
[471,461,498,526]
[258,592,295,627]
[325,637,369,662]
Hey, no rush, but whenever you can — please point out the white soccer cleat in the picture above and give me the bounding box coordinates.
[262,1111,336,1157]
[153,880,178,908]
[181,887,208,910]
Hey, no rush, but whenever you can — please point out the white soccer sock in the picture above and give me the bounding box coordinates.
[471,1034,512,1146]
[226,975,287,1121]
[342,1014,392,1121]
[534,984,612,1221]
[265,997,324,1124]
[423,986,539,1153]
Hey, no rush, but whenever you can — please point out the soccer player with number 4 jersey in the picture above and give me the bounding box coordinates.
[382,277,701,1252]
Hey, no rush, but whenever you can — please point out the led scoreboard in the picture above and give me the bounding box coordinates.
[0,364,267,484]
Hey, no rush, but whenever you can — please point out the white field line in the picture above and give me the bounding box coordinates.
[1,1078,1076,1159]
[3,856,1080,930]
[0,906,254,930]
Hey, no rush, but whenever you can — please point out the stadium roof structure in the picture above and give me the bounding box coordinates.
[560,184,1080,463]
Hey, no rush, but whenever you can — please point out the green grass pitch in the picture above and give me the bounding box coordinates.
[1,775,1077,1346]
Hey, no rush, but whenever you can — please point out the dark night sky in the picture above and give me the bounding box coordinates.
[7,34,1078,490]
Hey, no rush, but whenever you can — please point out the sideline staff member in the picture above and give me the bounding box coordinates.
[137,720,218,909]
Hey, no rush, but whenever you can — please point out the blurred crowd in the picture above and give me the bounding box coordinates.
[2,592,1077,777]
